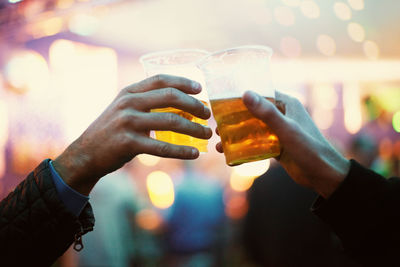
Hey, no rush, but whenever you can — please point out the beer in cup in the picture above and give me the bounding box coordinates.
[197,45,280,166]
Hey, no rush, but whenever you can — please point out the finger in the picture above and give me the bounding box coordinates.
[137,112,213,140]
[132,88,211,119]
[137,137,199,159]
[216,142,223,153]
[242,91,289,137]
[215,127,220,136]
[126,74,202,94]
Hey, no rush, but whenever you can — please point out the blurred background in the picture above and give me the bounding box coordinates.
[0,0,399,266]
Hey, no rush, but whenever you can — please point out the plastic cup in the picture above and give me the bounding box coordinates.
[197,45,280,166]
[140,49,210,152]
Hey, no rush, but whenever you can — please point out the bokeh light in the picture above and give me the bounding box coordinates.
[334,2,352,21]
[313,84,338,110]
[225,194,249,220]
[363,40,380,60]
[68,14,99,36]
[135,209,163,231]
[313,107,334,130]
[42,17,63,36]
[343,83,362,134]
[348,0,364,10]
[312,84,338,130]
[393,111,400,133]
[137,154,161,167]
[280,36,302,58]
[300,1,320,19]
[27,17,64,38]
[274,6,295,26]
[230,172,255,192]
[379,138,393,160]
[49,39,76,67]
[232,159,270,177]
[5,50,49,94]
[146,171,175,209]
[316,34,337,56]
[49,39,117,142]
[347,22,365,42]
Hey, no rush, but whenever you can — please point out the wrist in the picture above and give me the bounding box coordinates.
[53,142,98,196]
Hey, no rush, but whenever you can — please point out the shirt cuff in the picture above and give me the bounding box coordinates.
[49,160,89,217]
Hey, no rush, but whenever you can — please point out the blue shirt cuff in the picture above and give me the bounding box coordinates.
[49,161,89,216]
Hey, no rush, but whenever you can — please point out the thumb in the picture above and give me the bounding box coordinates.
[242,91,288,137]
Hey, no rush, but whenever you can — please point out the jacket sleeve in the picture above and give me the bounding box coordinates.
[0,159,95,267]
[312,159,400,266]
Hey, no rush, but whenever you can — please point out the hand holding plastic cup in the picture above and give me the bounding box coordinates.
[140,49,210,152]
[197,45,280,166]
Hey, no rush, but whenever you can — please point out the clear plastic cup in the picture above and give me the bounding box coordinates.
[140,49,210,152]
[197,45,280,166]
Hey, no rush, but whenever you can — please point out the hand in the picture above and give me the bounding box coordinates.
[216,91,350,199]
[53,75,212,195]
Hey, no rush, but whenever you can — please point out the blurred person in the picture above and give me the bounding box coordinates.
[75,168,138,267]
[163,161,226,267]
[75,166,163,267]
[243,162,360,267]
[359,96,399,177]
[347,133,378,168]
[58,167,141,267]
[216,91,400,266]
[0,75,212,267]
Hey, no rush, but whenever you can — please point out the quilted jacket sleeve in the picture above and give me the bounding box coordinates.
[0,159,95,267]
[312,160,400,266]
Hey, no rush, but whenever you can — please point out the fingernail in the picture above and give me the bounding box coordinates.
[192,82,201,92]
[203,126,212,136]
[245,91,260,107]
[191,148,198,157]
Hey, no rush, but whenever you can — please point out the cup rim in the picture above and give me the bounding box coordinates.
[197,45,273,68]
[139,48,209,67]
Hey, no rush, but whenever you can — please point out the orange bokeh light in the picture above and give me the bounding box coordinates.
[225,194,249,220]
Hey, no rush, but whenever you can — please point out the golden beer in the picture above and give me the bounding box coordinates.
[152,101,209,152]
[210,97,280,166]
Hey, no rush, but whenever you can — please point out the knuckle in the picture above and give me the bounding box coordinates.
[151,74,167,86]
[164,87,178,101]
[158,143,171,155]
[120,85,131,94]
[117,111,139,130]
[116,95,131,110]
[119,132,133,147]
[115,112,131,129]
[166,112,181,128]
[260,104,275,116]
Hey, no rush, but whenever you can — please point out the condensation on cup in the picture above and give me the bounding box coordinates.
[197,45,280,166]
[140,49,210,152]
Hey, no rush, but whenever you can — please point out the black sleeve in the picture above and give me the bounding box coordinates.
[0,159,95,267]
[312,159,400,266]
